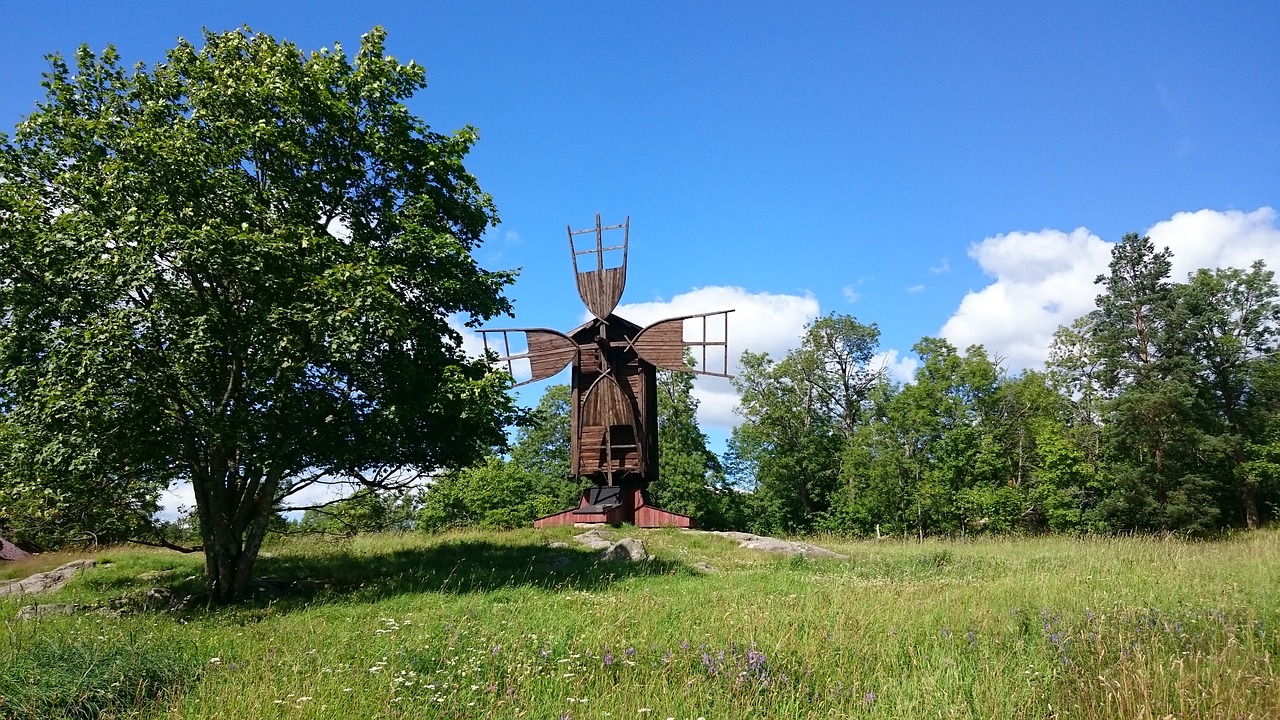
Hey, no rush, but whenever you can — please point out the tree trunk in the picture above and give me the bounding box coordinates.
[192,456,280,602]
[1241,476,1260,530]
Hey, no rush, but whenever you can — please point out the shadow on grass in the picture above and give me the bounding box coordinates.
[192,538,690,615]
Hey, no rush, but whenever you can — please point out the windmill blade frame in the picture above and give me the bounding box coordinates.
[569,213,629,319]
[632,309,736,377]
[478,328,578,387]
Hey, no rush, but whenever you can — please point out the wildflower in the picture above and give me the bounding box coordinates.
[208,657,222,665]
[864,691,876,705]
[625,647,635,658]
[604,649,614,667]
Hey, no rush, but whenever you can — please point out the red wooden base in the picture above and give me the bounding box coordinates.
[533,486,694,529]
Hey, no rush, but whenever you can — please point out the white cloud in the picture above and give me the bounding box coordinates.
[448,315,490,359]
[907,284,925,293]
[874,348,919,384]
[157,482,196,521]
[842,285,861,303]
[929,258,951,275]
[940,208,1280,372]
[1149,207,1280,281]
[616,286,820,430]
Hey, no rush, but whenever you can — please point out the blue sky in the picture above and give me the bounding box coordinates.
[2,1,1277,445]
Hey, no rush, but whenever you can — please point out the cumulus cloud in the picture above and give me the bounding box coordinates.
[941,207,1280,372]
[1150,208,1280,281]
[874,348,920,384]
[907,284,925,293]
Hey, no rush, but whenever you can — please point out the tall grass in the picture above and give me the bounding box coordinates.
[0,529,1276,718]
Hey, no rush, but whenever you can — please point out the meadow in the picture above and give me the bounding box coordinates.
[1,528,1277,719]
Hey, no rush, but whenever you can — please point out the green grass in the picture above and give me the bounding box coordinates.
[1,528,1277,718]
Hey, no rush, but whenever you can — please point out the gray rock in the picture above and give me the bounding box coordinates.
[573,529,613,551]
[692,562,718,573]
[703,531,848,560]
[0,559,97,597]
[17,603,86,619]
[601,537,648,562]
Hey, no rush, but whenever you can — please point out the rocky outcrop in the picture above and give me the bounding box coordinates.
[572,529,614,552]
[17,586,189,620]
[703,531,849,559]
[0,559,96,597]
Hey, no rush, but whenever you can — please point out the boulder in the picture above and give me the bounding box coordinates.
[601,537,648,562]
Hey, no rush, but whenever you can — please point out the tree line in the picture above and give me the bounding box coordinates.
[730,233,1280,537]
[413,233,1280,537]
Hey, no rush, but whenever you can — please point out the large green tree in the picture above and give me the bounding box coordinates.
[0,28,518,600]
[1176,263,1280,527]
[729,313,880,533]
[1089,234,1216,532]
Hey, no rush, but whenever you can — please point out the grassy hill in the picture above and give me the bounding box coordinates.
[1,528,1277,719]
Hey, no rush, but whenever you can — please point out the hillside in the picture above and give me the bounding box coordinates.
[1,528,1277,719]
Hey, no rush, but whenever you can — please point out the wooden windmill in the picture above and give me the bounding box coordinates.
[481,215,732,528]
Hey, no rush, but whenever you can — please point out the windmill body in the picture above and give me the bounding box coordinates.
[481,216,732,528]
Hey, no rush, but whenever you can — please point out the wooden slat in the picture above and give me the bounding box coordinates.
[525,331,577,380]
[632,318,686,369]
[577,425,641,472]
[582,374,630,427]
[576,266,626,319]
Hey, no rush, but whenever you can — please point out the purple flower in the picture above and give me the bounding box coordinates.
[603,649,613,667]
[864,691,876,705]
[625,646,635,658]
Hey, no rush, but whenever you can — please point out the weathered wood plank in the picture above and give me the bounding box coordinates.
[576,266,626,319]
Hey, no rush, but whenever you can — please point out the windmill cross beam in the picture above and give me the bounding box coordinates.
[481,216,733,529]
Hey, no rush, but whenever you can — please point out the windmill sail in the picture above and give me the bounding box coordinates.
[478,329,577,386]
[633,310,735,377]
[569,214,629,319]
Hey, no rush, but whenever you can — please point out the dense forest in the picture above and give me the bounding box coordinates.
[413,233,1280,537]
